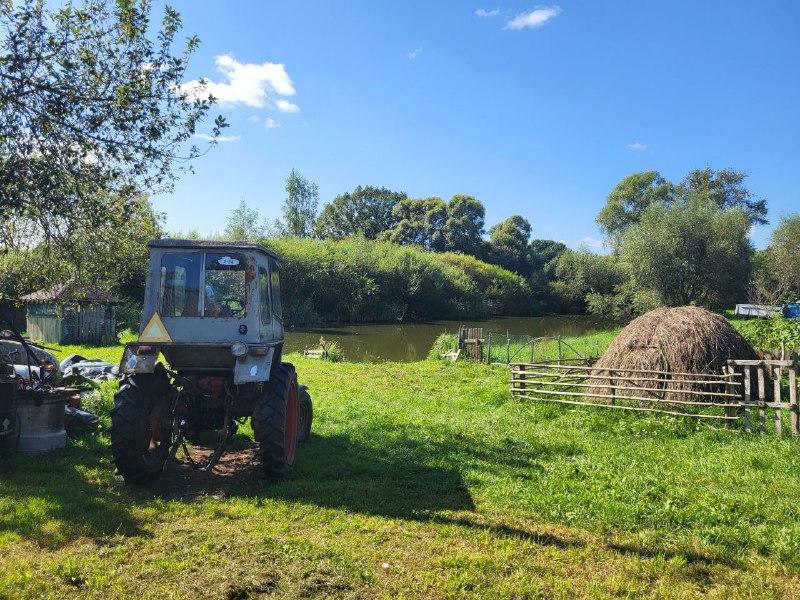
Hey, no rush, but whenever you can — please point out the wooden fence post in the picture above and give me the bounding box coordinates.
[557,337,562,365]
[790,366,798,436]
[506,331,510,364]
[773,365,782,437]
[743,366,752,433]
[724,364,737,428]
[757,366,766,435]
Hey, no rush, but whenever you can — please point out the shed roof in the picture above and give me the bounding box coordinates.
[20,282,122,305]
[148,238,279,259]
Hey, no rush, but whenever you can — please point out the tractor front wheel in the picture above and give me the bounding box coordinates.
[252,362,299,476]
[110,369,174,484]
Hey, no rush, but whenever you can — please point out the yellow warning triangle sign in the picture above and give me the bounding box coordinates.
[139,313,172,343]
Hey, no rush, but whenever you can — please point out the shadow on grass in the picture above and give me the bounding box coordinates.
[0,434,146,548]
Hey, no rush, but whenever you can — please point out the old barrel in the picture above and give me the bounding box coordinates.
[0,376,17,454]
[17,389,68,453]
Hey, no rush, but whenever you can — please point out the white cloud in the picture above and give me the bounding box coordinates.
[475,8,500,17]
[407,46,423,60]
[247,115,260,123]
[193,133,240,143]
[577,236,604,249]
[275,99,300,113]
[626,142,648,151]
[264,117,280,129]
[181,54,297,109]
[506,6,562,30]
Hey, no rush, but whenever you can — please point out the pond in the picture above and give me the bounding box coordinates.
[283,315,610,362]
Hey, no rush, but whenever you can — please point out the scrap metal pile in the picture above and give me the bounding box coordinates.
[0,309,110,455]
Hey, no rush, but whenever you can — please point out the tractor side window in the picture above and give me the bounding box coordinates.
[204,253,247,318]
[270,263,282,321]
[160,253,201,317]
[258,266,271,325]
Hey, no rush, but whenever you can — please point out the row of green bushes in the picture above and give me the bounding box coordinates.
[731,316,800,351]
[262,237,534,326]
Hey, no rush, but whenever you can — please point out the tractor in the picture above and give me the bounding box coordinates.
[111,239,312,483]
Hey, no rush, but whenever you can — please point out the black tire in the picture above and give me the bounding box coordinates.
[298,385,313,443]
[252,362,299,476]
[110,369,174,484]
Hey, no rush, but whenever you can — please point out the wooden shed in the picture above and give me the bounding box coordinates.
[20,283,121,345]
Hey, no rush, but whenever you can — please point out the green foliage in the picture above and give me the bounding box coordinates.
[315,185,407,240]
[224,199,269,241]
[382,195,486,255]
[381,196,448,250]
[732,316,800,351]
[597,168,767,247]
[80,380,119,418]
[307,337,345,362]
[0,0,222,241]
[596,171,675,243]
[754,214,800,303]
[620,197,753,308]
[281,169,319,237]
[680,168,768,226]
[427,332,459,359]
[0,195,163,306]
[441,194,485,256]
[551,249,622,313]
[488,215,532,275]
[585,279,659,323]
[262,236,533,325]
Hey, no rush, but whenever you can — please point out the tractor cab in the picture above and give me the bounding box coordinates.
[122,239,284,384]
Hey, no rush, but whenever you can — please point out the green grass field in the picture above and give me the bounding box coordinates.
[2,337,800,598]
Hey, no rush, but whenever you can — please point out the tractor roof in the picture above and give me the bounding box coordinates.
[148,238,279,260]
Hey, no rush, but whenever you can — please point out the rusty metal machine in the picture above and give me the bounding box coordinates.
[112,239,312,483]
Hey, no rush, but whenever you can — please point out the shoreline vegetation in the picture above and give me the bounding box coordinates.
[262,237,535,327]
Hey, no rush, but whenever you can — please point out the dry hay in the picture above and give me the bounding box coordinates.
[588,306,756,403]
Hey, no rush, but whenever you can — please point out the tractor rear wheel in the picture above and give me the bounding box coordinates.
[252,362,299,476]
[110,369,174,484]
[298,385,313,443]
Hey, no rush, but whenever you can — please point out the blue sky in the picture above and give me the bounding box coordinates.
[157,1,799,249]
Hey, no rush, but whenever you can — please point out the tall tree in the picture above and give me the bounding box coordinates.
[679,168,768,226]
[0,194,164,301]
[0,0,223,242]
[442,195,485,255]
[225,199,267,241]
[488,215,532,274]
[528,239,567,277]
[315,185,406,239]
[382,197,447,250]
[620,197,753,308]
[596,171,675,244]
[282,169,319,237]
[755,214,800,302]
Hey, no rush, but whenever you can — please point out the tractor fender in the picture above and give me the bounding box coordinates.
[233,347,275,385]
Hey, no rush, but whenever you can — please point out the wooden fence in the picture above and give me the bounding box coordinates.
[509,359,799,436]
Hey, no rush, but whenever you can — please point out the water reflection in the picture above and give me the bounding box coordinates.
[284,315,608,362]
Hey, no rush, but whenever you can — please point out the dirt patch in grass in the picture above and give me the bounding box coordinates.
[146,446,262,499]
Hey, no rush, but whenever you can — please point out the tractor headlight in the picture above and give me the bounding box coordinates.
[231,342,248,358]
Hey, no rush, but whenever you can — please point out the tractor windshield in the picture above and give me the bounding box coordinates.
[204,253,247,318]
[159,252,247,318]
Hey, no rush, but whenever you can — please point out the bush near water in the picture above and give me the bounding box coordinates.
[263,237,533,326]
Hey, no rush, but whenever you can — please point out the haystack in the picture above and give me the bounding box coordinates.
[588,306,756,402]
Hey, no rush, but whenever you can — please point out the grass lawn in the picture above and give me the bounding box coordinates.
[2,342,800,597]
